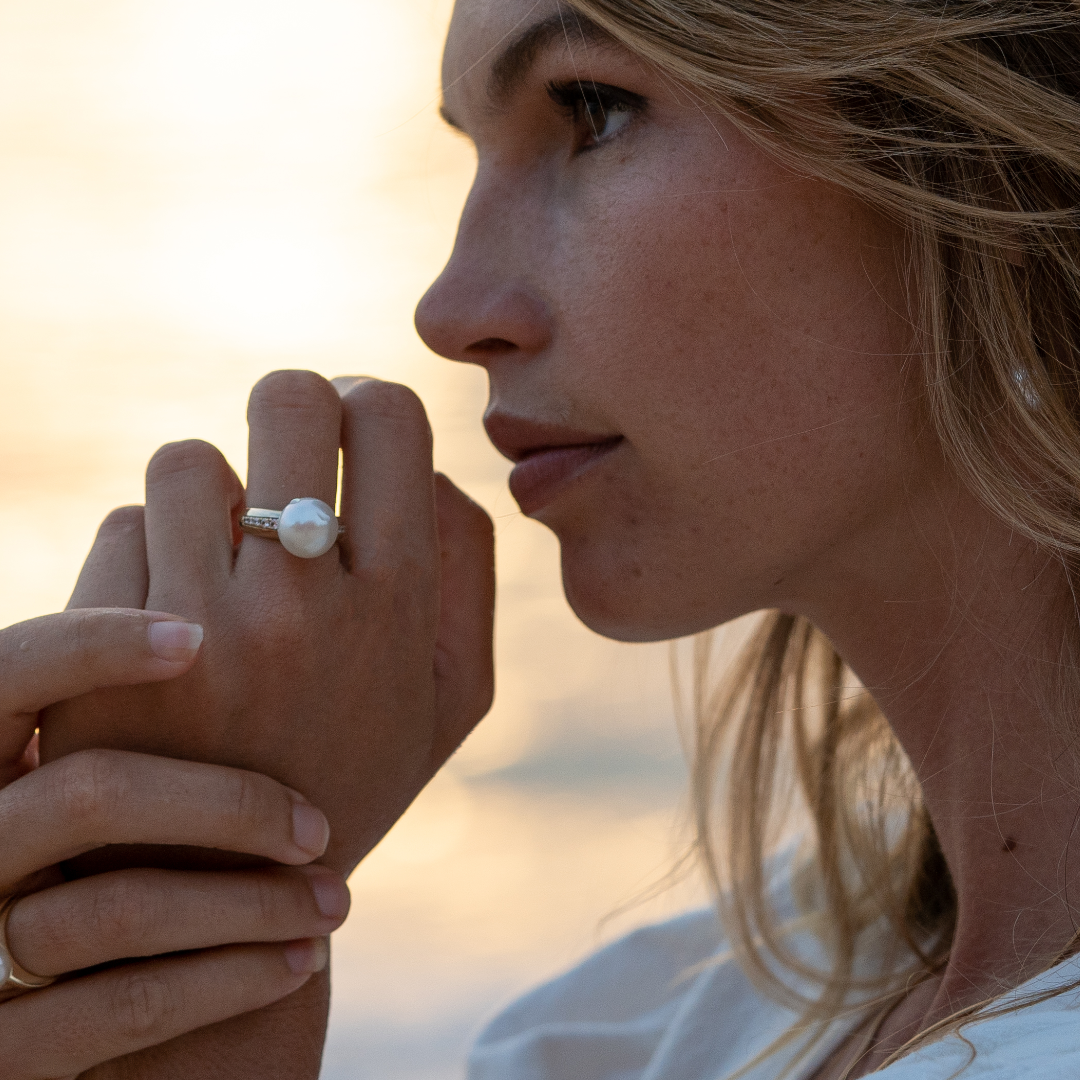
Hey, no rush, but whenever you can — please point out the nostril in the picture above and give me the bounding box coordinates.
[466,337,517,355]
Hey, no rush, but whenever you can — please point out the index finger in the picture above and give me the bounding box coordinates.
[0,610,203,771]
[0,750,328,890]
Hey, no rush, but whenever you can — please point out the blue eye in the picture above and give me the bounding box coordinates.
[547,80,645,153]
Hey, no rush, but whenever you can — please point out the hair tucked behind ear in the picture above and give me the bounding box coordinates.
[563,0,1080,1068]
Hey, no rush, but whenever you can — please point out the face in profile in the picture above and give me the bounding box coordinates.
[416,0,934,644]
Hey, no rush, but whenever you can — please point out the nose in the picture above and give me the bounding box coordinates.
[415,179,552,367]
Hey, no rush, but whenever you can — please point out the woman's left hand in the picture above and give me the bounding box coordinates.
[39,370,496,878]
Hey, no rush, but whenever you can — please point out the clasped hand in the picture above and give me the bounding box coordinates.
[43,370,496,876]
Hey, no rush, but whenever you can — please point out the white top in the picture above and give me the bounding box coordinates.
[467,861,1080,1080]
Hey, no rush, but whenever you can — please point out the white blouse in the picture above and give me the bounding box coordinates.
[467,860,1080,1080]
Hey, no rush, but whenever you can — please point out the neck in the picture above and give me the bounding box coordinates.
[799,480,1080,1027]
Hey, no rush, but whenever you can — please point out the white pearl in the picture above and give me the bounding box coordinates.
[277,498,338,559]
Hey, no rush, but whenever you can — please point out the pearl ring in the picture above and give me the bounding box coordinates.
[240,498,344,559]
[0,895,56,993]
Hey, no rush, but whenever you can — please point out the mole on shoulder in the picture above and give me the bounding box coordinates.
[1001,837,1018,853]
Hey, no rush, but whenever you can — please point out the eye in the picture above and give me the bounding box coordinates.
[546,80,645,153]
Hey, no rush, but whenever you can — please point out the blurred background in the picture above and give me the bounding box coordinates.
[0,2,716,1076]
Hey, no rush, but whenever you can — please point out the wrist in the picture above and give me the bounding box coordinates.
[78,969,330,1079]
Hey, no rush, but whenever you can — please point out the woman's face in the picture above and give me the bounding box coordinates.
[416,0,930,643]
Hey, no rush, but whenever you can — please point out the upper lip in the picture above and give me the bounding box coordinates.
[483,412,622,463]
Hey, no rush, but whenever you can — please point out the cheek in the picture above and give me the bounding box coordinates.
[549,157,792,471]
[553,155,904,439]
[539,155,915,638]
[552,181,742,391]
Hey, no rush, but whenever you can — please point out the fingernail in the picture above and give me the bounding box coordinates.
[284,938,330,976]
[148,621,204,663]
[292,803,330,857]
[302,867,351,921]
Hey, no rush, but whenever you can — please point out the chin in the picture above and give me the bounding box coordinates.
[559,552,722,644]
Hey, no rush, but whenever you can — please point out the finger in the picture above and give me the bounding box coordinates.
[142,440,241,607]
[243,369,341,535]
[7,865,349,977]
[0,940,328,1079]
[0,750,330,891]
[338,378,438,573]
[67,506,149,611]
[432,474,496,760]
[0,611,203,772]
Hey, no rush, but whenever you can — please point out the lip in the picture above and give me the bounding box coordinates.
[484,412,623,515]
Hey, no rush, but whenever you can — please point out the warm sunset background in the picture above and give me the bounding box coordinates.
[0,2,716,1076]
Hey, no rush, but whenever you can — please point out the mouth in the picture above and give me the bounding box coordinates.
[484,413,624,516]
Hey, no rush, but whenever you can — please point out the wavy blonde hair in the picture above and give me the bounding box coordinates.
[561,0,1080,1070]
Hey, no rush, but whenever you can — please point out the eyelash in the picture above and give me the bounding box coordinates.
[546,79,645,153]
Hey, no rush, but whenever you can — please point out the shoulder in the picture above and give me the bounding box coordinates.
[478,906,725,1038]
[466,907,727,1080]
[467,848,810,1080]
[880,962,1080,1080]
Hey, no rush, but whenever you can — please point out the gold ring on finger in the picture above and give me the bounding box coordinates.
[0,895,56,993]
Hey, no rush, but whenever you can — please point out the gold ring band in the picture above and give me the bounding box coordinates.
[0,895,57,992]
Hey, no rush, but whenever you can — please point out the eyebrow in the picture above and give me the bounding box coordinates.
[439,10,615,131]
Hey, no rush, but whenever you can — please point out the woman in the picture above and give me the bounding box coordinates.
[13,0,1080,1077]
[417,3,1080,1076]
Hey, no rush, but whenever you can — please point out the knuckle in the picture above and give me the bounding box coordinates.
[457,671,495,727]
[469,501,495,544]
[351,556,434,611]
[435,475,493,545]
[249,369,339,416]
[354,557,400,590]
[91,874,160,948]
[97,504,145,537]
[49,750,128,835]
[146,439,225,488]
[230,769,276,837]
[110,967,178,1043]
[61,608,114,658]
[252,871,293,927]
[473,674,496,720]
[346,378,430,431]
[13,899,68,967]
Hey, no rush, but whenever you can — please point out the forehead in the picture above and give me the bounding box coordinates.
[442,0,607,98]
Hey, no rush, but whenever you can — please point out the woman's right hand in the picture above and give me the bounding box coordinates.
[0,609,350,1080]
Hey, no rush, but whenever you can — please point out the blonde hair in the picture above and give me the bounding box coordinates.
[561,0,1080,1069]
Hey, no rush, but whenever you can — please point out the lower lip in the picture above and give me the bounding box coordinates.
[509,440,622,515]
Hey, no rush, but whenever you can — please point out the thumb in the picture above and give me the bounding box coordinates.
[0,609,204,769]
[432,473,495,764]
